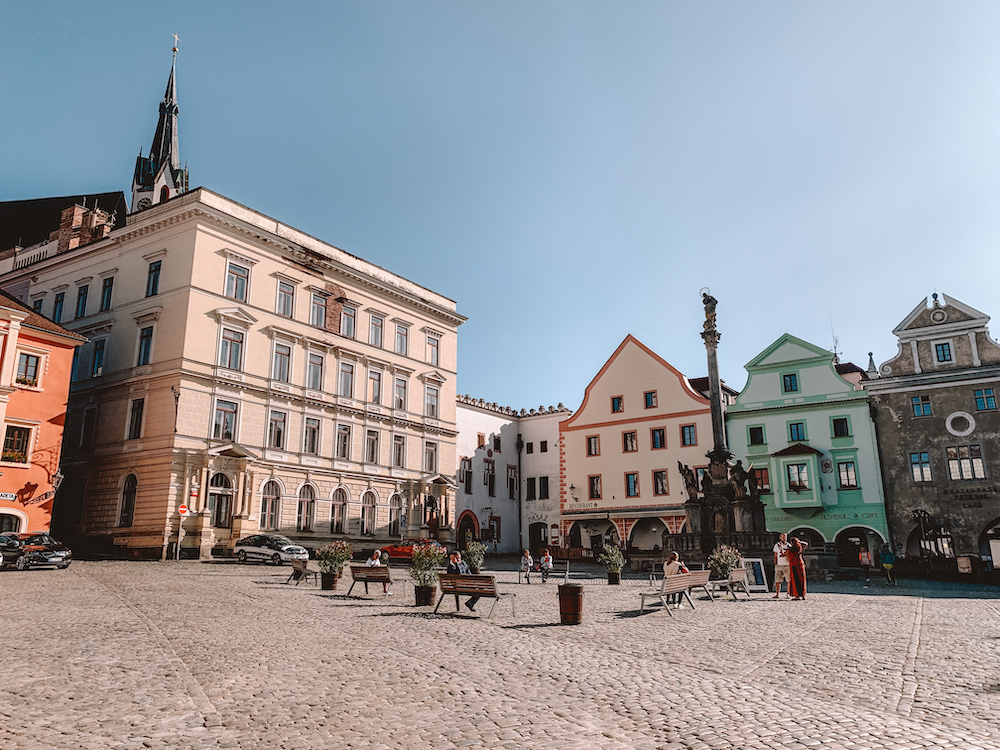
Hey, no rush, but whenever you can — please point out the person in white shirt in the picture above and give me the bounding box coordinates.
[365,549,388,593]
[773,533,790,599]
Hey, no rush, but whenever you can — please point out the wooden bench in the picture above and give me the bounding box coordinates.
[710,567,751,600]
[435,574,515,618]
[346,565,401,596]
[638,573,695,614]
[518,559,570,584]
[285,559,319,586]
[686,569,714,601]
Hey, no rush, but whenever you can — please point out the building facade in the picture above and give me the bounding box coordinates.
[726,334,888,566]
[867,293,1000,572]
[559,335,714,558]
[0,292,83,534]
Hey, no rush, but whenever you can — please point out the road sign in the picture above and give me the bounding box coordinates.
[178,504,189,516]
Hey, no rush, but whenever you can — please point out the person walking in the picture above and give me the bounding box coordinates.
[787,537,808,600]
[520,549,534,584]
[859,547,873,587]
[880,544,897,586]
[773,533,791,599]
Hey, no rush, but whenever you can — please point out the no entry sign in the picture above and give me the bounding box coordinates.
[178,504,189,516]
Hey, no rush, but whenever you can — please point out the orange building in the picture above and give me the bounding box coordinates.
[0,290,83,533]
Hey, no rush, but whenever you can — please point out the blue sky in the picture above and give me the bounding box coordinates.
[4,2,1000,410]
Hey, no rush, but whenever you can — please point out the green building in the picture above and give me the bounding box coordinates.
[727,334,888,567]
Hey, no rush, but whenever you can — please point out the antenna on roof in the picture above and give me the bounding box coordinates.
[829,312,841,364]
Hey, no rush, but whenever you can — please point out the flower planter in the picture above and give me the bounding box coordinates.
[320,572,340,591]
[414,584,436,606]
[607,571,621,585]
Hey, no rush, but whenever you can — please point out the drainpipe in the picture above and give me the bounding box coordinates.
[516,433,524,551]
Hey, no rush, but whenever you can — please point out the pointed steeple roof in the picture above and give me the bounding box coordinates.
[148,57,180,174]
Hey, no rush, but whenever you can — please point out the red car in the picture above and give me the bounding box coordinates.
[380,539,445,562]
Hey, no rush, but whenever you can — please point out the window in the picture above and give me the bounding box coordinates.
[786,463,809,491]
[307,353,323,391]
[623,431,637,452]
[392,435,405,468]
[341,306,356,338]
[394,378,407,410]
[838,461,858,488]
[526,477,537,500]
[209,474,233,528]
[526,442,534,454]
[477,433,486,449]
[336,425,351,459]
[268,411,286,449]
[507,466,517,499]
[127,398,144,440]
[789,422,805,441]
[310,293,327,328]
[213,400,238,441]
[681,425,697,446]
[644,391,657,408]
[611,396,623,413]
[215,329,242,371]
[586,436,600,456]
[303,418,320,455]
[277,281,295,318]
[370,315,384,348]
[361,491,376,536]
[461,457,472,493]
[100,276,114,311]
[832,418,850,438]
[424,441,438,473]
[395,324,409,355]
[32,298,43,314]
[494,435,501,453]
[947,445,986,480]
[653,470,668,496]
[540,441,547,452]
[749,426,765,445]
[74,285,88,319]
[935,342,952,363]
[16,353,39,387]
[625,472,639,497]
[752,467,770,493]
[427,335,440,366]
[588,475,602,499]
[2,426,31,463]
[272,343,291,382]
[366,430,379,463]
[912,396,932,417]
[145,260,161,297]
[80,406,97,450]
[484,459,495,496]
[910,452,932,482]
[782,373,798,393]
[260,480,281,530]
[389,494,402,537]
[539,476,549,499]
[225,264,248,302]
[651,428,666,449]
[137,326,153,366]
[331,488,347,533]
[297,486,315,532]
[425,386,439,418]
[52,292,65,324]
[339,362,354,397]
[368,370,381,404]
[119,474,137,528]
[976,389,997,411]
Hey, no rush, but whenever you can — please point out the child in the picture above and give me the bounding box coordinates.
[520,549,534,584]
[539,548,553,582]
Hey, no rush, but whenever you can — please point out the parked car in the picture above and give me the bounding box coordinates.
[0,532,72,570]
[233,534,309,565]
[380,539,446,563]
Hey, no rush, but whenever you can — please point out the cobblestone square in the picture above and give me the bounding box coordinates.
[2,561,999,750]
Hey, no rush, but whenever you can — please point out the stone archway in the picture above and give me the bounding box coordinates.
[834,526,884,568]
[528,522,548,558]
[456,511,478,551]
[628,517,667,552]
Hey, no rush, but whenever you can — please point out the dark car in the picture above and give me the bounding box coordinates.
[380,539,446,563]
[233,534,309,565]
[0,532,72,570]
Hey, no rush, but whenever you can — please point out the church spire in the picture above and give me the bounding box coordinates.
[131,36,189,212]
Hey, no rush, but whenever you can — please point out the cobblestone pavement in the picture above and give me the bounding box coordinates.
[3,561,1000,750]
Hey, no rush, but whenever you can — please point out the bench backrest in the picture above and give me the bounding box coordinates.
[729,567,747,583]
[687,570,711,586]
[439,573,498,597]
[350,565,392,582]
[291,559,308,572]
[659,573,692,594]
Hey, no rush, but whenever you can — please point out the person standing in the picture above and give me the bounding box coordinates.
[773,533,791,599]
[859,547,873,587]
[447,551,479,612]
[520,549,534,584]
[787,537,808,600]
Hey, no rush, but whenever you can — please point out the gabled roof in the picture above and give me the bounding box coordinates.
[892,293,989,336]
[0,192,128,253]
[835,362,868,380]
[771,443,824,457]
[744,333,835,370]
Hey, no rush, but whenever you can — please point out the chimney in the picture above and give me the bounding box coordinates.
[56,204,113,254]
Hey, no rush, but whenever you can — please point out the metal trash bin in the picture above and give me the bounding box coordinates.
[558,583,584,625]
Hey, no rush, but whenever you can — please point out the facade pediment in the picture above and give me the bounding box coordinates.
[206,442,258,460]
[212,307,258,328]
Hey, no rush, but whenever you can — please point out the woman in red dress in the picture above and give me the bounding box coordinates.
[787,537,809,599]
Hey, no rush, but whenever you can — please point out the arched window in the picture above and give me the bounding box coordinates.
[159,186,170,203]
[388,494,403,537]
[0,513,20,533]
[361,491,377,536]
[331,488,347,534]
[297,485,315,532]
[261,480,281,531]
[209,473,232,528]
[119,474,137,527]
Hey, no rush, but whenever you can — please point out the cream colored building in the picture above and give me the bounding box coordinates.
[0,188,464,558]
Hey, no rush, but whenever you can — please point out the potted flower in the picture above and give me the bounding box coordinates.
[708,544,741,580]
[464,540,486,574]
[315,540,353,590]
[409,542,446,605]
[597,544,626,584]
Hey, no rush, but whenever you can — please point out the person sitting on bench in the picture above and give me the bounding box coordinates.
[447,551,480,612]
[366,549,389,594]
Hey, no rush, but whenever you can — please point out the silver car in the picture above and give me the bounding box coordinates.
[233,534,308,565]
